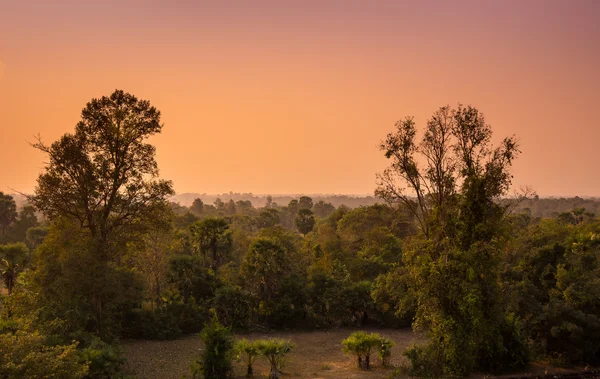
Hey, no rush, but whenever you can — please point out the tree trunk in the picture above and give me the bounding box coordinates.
[246,363,253,377]
[268,359,279,379]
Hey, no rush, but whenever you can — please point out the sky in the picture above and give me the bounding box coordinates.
[0,0,599,197]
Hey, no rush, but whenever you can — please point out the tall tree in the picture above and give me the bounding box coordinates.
[190,217,232,268]
[377,105,524,375]
[295,208,315,235]
[31,89,174,259]
[190,198,204,216]
[298,196,313,210]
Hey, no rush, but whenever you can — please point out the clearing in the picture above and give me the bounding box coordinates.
[122,328,591,379]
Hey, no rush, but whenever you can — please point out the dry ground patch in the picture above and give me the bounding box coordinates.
[122,328,593,379]
[123,328,415,379]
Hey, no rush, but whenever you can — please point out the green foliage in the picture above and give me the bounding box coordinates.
[503,217,600,366]
[341,331,386,369]
[213,285,251,330]
[256,208,280,229]
[0,242,30,295]
[255,338,294,379]
[295,208,315,235]
[190,217,232,268]
[378,336,395,367]
[402,344,443,378]
[168,254,218,304]
[234,338,260,377]
[375,105,530,376]
[27,219,144,341]
[0,331,88,379]
[192,313,234,379]
[79,338,127,378]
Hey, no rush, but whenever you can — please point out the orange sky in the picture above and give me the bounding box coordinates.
[1,0,599,197]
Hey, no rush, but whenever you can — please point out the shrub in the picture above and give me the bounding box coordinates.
[79,338,127,378]
[0,331,88,379]
[402,343,444,378]
[191,313,234,379]
[234,338,260,377]
[256,338,294,379]
[378,336,395,367]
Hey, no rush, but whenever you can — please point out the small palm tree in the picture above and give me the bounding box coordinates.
[256,338,294,379]
[235,338,260,377]
[341,331,386,369]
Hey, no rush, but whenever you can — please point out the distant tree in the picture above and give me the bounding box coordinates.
[242,237,288,325]
[190,198,204,216]
[287,200,299,216]
[0,242,29,295]
[235,200,253,215]
[190,217,232,268]
[214,198,225,212]
[265,195,273,208]
[257,208,280,229]
[0,192,17,236]
[6,205,39,243]
[295,208,315,235]
[226,199,237,216]
[312,200,335,218]
[298,196,313,210]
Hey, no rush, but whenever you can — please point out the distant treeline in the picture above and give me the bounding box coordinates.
[171,193,600,217]
[171,193,380,209]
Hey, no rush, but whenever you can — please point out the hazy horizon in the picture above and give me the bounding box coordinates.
[1,0,599,197]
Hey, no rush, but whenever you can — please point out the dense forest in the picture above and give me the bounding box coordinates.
[1,91,598,378]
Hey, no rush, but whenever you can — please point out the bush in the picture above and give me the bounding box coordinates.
[0,331,88,379]
[79,338,127,378]
[255,338,294,379]
[191,313,234,379]
[402,343,443,378]
[378,336,395,367]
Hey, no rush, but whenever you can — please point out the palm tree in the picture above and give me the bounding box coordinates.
[0,242,29,295]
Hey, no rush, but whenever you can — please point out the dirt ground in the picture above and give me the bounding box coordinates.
[122,328,594,379]
[122,328,416,379]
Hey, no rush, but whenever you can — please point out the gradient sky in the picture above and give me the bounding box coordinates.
[1,0,599,197]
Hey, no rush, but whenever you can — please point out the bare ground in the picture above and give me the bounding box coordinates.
[122,328,595,379]
[122,328,415,379]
